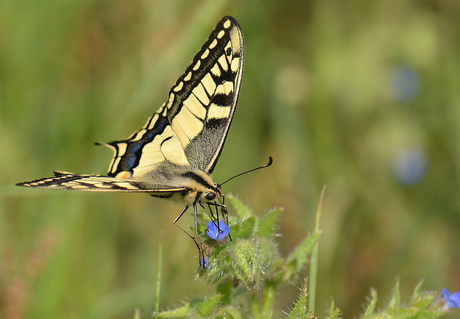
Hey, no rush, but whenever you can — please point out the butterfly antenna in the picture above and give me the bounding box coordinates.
[220,156,273,186]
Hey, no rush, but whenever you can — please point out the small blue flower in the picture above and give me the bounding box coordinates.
[206,220,229,241]
[443,288,460,309]
[200,257,209,269]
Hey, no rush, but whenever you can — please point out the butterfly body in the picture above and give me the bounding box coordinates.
[138,162,222,206]
[17,16,244,215]
[22,163,221,206]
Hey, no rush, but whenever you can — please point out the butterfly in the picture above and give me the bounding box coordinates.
[17,16,245,233]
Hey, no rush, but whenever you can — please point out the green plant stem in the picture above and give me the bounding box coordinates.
[251,293,260,319]
[261,280,276,319]
[308,185,326,316]
[155,232,164,316]
[309,242,318,316]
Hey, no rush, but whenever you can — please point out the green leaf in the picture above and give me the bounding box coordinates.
[232,216,256,239]
[412,280,424,301]
[413,294,435,309]
[362,288,377,318]
[388,279,401,309]
[231,238,272,289]
[195,294,222,317]
[227,195,252,218]
[286,231,320,274]
[412,279,425,305]
[217,279,233,305]
[231,239,260,288]
[154,295,222,318]
[217,305,243,319]
[257,207,282,238]
[287,280,307,319]
[155,303,191,318]
[327,300,341,319]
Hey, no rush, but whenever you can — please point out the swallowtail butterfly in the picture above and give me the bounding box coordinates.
[17,16,244,233]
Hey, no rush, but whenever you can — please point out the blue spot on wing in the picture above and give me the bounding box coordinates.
[129,142,143,153]
[107,113,170,176]
[125,155,137,169]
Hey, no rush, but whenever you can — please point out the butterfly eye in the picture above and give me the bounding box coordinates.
[205,192,216,201]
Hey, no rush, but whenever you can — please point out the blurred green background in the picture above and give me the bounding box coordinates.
[2,0,459,317]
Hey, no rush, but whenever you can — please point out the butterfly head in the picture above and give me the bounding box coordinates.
[180,183,222,207]
[169,167,222,207]
[201,184,222,203]
[187,180,223,207]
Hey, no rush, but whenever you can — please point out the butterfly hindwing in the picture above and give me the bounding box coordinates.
[17,171,187,194]
[104,16,244,179]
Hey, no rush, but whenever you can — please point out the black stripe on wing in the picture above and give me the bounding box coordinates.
[102,16,245,180]
[101,109,171,178]
[168,16,245,173]
[16,172,187,193]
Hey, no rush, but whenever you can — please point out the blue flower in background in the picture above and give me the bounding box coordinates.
[206,220,229,241]
[390,66,420,102]
[443,288,460,309]
[393,148,428,185]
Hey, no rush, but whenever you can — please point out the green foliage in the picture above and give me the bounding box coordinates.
[202,196,284,289]
[150,197,448,319]
[361,280,447,319]
[150,195,321,318]
[151,294,225,318]
[198,196,318,291]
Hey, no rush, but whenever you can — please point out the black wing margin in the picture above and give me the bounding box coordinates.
[165,16,245,173]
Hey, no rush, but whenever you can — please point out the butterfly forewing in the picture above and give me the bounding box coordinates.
[106,16,244,178]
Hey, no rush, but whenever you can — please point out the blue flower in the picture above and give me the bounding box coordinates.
[200,257,209,269]
[390,66,420,102]
[206,220,229,241]
[393,148,428,186]
[443,288,460,309]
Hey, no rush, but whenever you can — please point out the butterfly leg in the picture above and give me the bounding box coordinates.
[205,202,222,227]
[207,202,217,221]
[192,201,209,267]
[173,205,207,267]
[193,201,199,232]
[173,206,189,225]
[172,220,207,268]
[221,194,230,233]
[219,204,232,241]
[199,201,218,226]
